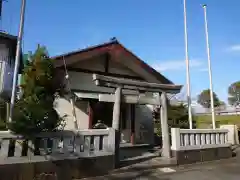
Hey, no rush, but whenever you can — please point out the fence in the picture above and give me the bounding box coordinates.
[0,128,115,164]
[171,128,231,151]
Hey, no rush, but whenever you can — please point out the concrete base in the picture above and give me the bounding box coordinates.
[0,155,115,180]
[172,147,232,165]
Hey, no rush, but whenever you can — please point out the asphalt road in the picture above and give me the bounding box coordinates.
[83,157,240,180]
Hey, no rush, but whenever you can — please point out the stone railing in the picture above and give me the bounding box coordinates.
[220,125,239,145]
[171,128,230,151]
[171,128,232,164]
[0,128,115,163]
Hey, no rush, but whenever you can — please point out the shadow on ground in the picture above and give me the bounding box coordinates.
[119,154,159,168]
[84,169,171,180]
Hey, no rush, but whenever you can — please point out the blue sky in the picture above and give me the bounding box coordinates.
[3,0,240,104]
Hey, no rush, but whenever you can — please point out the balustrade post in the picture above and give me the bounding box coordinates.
[171,128,181,151]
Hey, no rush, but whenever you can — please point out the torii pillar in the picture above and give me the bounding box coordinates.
[112,87,122,167]
[159,92,171,158]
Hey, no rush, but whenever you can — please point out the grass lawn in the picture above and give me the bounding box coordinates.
[195,115,240,128]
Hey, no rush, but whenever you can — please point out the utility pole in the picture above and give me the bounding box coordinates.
[183,0,193,129]
[237,92,240,115]
[8,0,26,123]
[202,4,216,129]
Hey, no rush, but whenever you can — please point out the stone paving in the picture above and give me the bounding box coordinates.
[81,157,240,180]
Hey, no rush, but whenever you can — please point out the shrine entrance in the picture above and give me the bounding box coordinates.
[89,99,131,144]
[92,74,182,167]
[90,100,114,127]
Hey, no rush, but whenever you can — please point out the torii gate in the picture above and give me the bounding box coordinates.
[93,74,182,164]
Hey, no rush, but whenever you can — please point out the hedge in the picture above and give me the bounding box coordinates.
[195,115,240,128]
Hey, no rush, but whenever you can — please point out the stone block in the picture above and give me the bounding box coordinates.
[220,125,239,145]
[172,147,233,165]
[0,155,115,180]
[217,147,232,159]
[172,150,201,165]
[0,164,20,180]
[201,148,218,162]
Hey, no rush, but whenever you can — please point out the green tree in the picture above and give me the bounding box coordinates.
[197,89,221,109]
[228,81,240,107]
[168,103,195,129]
[153,101,196,137]
[8,45,65,135]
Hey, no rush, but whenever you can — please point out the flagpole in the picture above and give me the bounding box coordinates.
[8,0,26,123]
[202,4,216,129]
[183,0,193,129]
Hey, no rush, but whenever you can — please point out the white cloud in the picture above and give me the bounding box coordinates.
[153,59,203,72]
[227,45,240,52]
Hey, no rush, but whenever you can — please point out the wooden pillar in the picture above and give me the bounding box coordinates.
[112,87,122,168]
[130,104,135,144]
[160,92,171,158]
[88,101,93,129]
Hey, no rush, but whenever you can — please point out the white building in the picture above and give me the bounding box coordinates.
[52,39,180,145]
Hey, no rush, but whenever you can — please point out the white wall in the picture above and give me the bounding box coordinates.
[55,97,89,130]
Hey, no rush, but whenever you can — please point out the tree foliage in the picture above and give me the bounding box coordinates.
[197,89,221,109]
[8,46,65,135]
[153,99,196,135]
[215,101,227,111]
[167,103,195,129]
[228,81,240,107]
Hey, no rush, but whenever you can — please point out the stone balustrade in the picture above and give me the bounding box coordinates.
[0,128,115,163]
[171,128,232,164]
[171,128,230,151]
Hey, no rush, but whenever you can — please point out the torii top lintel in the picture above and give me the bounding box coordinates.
[93,74,182,94]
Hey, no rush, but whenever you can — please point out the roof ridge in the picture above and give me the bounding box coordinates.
[52,38,174,85]
[51,38,119,59]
